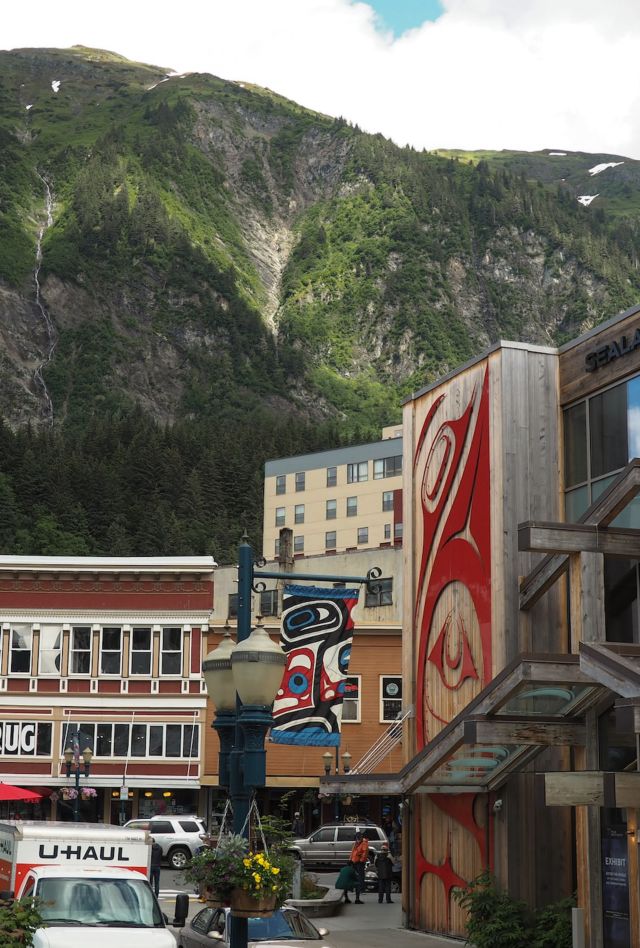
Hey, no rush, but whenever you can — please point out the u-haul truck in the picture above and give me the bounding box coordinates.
[0,821,181,947]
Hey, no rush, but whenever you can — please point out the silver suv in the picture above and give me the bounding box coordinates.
[289,821,388,865]
[124,815,206,870]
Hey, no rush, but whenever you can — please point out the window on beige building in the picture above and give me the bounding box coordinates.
[357,527,368,544]
[295,472,305,491]
[346,496,357,517]
[347,461,368,483]
[382,490,394,511]
[326,499,337,519]
[275,507,286,526]
[374,456,402,479]
[294,535,304,553]
[326,466,337,487]
[276,474,286,494]
[295,504,305,524]
[325,530,337,550]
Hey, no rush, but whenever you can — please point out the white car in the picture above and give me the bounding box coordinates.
[124,815,206,870]
[177,905,335,947]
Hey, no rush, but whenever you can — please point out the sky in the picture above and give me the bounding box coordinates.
[3,0,640,159]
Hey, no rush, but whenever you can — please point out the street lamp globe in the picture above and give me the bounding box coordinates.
[230,617,285,707]
[202,623,237,711]
[341,751,352,773]
[322,751,333,776]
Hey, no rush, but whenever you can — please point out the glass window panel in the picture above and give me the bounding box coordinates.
[629,376,640,459]
[114,724,130,756]
[101,627,122,675]
[565,485,589,523]
[275,475,286,495]
[357,527,368,544]
[36,723,52,756]
[604,559,638,644]
[131,724,147,757]
[563,402,587,487]
[611,494,640,529]
[295,472,305,492]
[590,383,628,479]
[346,497,357,517]
[163,627,182,651]
[275,507,285,526]
[39,626,62,675]
[10,626,32,674]
[131,627,152,675]
[294,535,304,553]
[326,499,337,519]
[294,504,305,524]
[326,467,337,487]
[70,627,91,674]
[96,723,113,756]
[183,725,199,757]
[161,628,182,676]
[325,531,336,550]
[382,491,394,512]
[166,724,182,757]
[148,725,163,756]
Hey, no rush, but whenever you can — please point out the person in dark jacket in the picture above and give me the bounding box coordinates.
[150,836,162,897]
[335,861,358,903]
[292,811,305,837]
[375,843,394,903]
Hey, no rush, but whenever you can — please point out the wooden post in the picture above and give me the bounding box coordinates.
[569,552,605,651]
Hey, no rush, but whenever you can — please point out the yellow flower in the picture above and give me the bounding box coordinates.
[271,867,280,875]
[243,859,251,867]
[253,873,262,883]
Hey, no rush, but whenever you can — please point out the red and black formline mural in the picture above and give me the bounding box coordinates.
[411,364,493,934]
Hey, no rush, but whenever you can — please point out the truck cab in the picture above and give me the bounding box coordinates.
[20,865,177,947]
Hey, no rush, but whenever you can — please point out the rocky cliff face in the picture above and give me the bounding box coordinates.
[1,46,639,433]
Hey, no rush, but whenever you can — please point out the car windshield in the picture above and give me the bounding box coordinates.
[37,876,165,928]
[247,909,319,941]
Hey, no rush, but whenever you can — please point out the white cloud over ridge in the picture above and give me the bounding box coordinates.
[4,0,640,158]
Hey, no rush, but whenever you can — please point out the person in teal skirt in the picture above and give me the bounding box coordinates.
[335,861,358,903]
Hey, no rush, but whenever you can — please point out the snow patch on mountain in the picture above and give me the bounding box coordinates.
[51,80,60,93]
[588,162,624,176]
[578,194,599,206]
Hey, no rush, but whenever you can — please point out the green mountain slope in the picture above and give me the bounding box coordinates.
[1,46,640,555]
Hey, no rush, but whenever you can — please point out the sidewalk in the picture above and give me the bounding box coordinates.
[315,878,464,948]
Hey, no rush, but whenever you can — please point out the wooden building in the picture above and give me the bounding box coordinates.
[322,302,640,947]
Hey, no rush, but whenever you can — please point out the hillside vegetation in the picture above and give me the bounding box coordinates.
[1,46,640,557]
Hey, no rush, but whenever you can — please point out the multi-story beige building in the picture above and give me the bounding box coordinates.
[263,425,404,559]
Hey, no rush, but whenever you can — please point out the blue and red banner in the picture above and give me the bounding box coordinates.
[271,584,359,746]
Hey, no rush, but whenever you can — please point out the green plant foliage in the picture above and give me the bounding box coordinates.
[454,872,574,948]
[0,897,43,948]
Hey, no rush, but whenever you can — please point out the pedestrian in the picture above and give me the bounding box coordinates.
[149,835,162,897]
[375,842,394,903]
[335,860,358,903]
[349,831,369,903]
[292,811,305,837]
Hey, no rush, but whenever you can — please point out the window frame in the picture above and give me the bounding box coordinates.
[0,720,52,757]
[373,455,402,480]
[380,675,403,723]
[9,624,32,676]
[326,499,337,520]
[382,490,394,512]
[346,496,358,517]
[69,626,92,676]
[347,461,368,484]
[357,526,369,545]
[160,627,183,677]
[326,466,337,487]
[365,577,393,608]
[294,535,304,554]
[38,625,62,677]
[99,626,123,677]
[129,626,152,677]
[62,722,200,759]
[260,589,279,617]
[295,472,306,492]
[275,507,286,527]
[341,675,361,723]
[275,475,286,495]
[325,530,337,550]
[294,504,305,524]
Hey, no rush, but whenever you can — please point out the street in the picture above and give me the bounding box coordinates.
[159,868,465,948]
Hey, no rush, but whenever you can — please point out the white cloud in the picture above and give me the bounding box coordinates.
[3,0,640,157]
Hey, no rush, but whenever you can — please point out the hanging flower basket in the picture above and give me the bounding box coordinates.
[60,788,78,801]
[230,887,277,918]
[80,788,97,800]
[201,887,230,908]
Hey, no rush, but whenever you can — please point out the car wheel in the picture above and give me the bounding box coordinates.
[168,846,191,870]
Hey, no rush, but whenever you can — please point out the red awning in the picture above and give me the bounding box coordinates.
[0,783,43,802]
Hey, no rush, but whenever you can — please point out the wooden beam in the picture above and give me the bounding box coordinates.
[519,522,640,558]
[570,552,605,650]
[580,642,640,699]
[545,772,615,807]
[464,718,586,746]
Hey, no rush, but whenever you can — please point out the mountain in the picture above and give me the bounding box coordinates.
[1,46,640,557]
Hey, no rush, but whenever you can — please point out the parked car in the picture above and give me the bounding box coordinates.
[177,904,335,947]
[365,857,402,893]
[288,821,388,865]
[124,814,206,869]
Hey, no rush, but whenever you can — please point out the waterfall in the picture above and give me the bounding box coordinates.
[33,171,56,425]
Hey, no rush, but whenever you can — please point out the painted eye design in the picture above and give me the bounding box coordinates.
[288,672,309,695]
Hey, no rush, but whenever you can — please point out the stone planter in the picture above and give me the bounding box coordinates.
[230,887,277,918]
